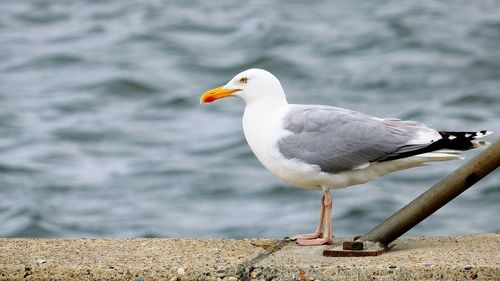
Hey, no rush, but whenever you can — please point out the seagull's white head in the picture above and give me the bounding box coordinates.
[200,68,287,105]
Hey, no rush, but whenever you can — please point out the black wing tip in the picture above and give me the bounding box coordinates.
[380,130,492,162]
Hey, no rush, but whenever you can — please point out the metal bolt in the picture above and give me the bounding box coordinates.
[343,241,363,250]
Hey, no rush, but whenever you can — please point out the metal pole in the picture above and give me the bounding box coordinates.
[361,140,500,246]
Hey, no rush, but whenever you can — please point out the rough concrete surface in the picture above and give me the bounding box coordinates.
[253,233,499,281]
[0,233,498,280]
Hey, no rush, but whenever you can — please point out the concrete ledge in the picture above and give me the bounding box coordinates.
[0,233,498,280]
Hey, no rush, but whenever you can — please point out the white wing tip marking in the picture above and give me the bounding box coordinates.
[477,130,493,138]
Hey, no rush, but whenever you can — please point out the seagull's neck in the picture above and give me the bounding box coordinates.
[243,98,288,123]
[243,89,288,112]
[241,88,289,143]
[242,93,288,135]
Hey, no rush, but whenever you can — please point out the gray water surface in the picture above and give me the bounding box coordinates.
[1,0,499,239]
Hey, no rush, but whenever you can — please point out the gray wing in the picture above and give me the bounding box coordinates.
[278,105,437,173]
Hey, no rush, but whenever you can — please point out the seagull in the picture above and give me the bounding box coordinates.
[200,68,491,246]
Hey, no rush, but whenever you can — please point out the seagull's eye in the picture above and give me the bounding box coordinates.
[239,77,248,83]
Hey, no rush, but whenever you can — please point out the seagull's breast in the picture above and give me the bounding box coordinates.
[242,105,287,165]
[242,104,323,189]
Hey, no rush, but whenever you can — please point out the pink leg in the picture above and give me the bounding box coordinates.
[296,189,333,246]
[289,193,325,241]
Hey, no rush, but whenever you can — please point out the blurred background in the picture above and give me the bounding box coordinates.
[0,0,499,239]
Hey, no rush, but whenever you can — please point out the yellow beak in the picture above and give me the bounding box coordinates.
[200,86,241,103]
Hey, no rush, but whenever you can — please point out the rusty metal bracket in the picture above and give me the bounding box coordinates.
[323,240,394,257]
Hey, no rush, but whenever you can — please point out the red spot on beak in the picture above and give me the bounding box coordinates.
[204,95,215,103]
